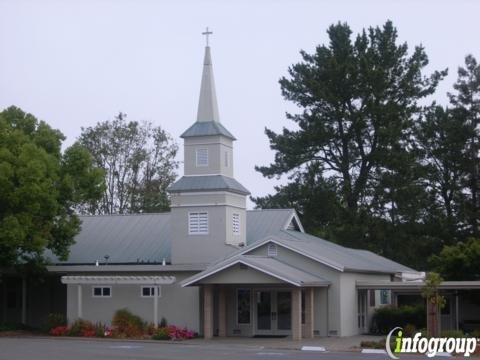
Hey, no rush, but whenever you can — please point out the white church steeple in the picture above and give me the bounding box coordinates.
[168,29,249,265]
[196,45,220,123]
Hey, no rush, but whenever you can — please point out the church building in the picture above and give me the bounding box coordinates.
[4,40,444,340]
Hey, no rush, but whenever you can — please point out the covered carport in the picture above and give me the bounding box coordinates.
[356,280,480,333]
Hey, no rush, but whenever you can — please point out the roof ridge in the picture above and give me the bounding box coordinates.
[78,212,171,218]
[247,208,294,212]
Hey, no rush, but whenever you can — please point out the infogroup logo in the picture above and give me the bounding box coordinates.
[386,327,479,358]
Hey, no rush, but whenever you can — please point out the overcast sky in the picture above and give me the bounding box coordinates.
[1,0,479,209]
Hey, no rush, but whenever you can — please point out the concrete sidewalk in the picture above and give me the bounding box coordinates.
[184,335,385,351]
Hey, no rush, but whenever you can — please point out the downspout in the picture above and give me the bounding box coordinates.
[326,286,330,336]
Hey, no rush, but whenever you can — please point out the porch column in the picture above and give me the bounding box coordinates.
[77,284,83,319]
[153,286,159,328]
[203,285,214,339]
[303,288,314,339]
[218,286,227,337]
[455,292,459,331]
[291,288,302,340]
[21,277,27,325]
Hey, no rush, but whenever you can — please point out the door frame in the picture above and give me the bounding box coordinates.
[253,289,292,336]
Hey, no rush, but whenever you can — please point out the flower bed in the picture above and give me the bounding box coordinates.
[47,310,196,341]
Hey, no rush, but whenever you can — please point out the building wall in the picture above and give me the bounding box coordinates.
[338,272,391,337]
[66,272,201,332]
[184,136,233,177]
[199,264,284,284]
[170,205,244,264]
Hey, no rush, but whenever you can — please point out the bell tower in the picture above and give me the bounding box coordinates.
[168,30,250,265]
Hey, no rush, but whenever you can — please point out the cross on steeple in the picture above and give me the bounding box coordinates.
[202,27,213,46]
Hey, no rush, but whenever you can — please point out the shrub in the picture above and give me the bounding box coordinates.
[440,330,465,338]
[152,327,170,340]
[151,325,196,341]
[360,339,386,349]
[403,323,417,337]
[370,305,426,334]
[44,313,67,332]
[112,308,145,338]
[160,317,168,328]
[49,325,69,336]
[0,323,22,332]
[94,322,107,338]
[68,319,95,337]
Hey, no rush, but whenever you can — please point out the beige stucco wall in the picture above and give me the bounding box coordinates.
[184,136,233,177]
[66,272,200,331]
[170,205,243,264]
[338,272,391,336]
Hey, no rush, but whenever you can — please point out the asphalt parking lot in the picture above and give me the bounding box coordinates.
[0,337,428,360]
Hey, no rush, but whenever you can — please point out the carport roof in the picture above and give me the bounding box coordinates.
[181,255,331,287]
[356,280,480,290]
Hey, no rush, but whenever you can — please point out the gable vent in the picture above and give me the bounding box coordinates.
[267,243,278,257]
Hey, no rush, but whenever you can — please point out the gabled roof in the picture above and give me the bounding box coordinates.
[238,230,417,274]
[246,209,303,244]
[47,209,298,265]
[167,175,250,195]
[181,255,331,287]
[47,213,172,265]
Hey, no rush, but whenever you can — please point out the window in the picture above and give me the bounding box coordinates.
[141,286,160,298]
[92,286,111,297]
[267,243,277,257]
[196,148,208,166]
[237,289,250,324]
[189,212,208,234]
[232,213,240,234]
[224,151,229,167]
[380,289,389,305]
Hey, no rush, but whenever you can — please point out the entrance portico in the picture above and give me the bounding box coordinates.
[201,285,317,340]
[183,255,329,340]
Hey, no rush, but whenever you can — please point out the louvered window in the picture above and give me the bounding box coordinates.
[233,213,240,234]
[267,243,277,257]
[196,148,208,166]
[189,212,208,234]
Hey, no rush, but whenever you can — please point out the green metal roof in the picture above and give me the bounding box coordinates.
[180,121,236,140]
[167,175,249,195]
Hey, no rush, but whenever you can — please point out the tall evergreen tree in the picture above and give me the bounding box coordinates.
[448,55,480,237]
[254,21,446,266]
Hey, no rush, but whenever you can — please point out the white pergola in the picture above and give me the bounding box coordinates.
[61,276,176,328]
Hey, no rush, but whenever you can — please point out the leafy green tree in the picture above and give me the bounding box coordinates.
[78,113,178,214]
[421,272,445,337]
[0,106,104,269]
[254,21,445,263]
[430,238,480,280]
[448,55,480,237]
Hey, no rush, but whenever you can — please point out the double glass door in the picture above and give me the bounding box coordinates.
[256,290,291,335]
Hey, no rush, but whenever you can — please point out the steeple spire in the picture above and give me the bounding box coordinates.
[197,29,220,123]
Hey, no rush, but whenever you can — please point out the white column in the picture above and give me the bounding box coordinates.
[21,277,27,324]
[154,286,159,328]
[77,284,83,319]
